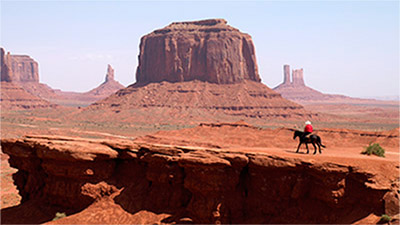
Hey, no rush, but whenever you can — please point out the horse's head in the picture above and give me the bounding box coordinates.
[293,130,299,140]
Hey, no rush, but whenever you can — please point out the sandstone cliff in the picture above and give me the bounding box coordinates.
[1,48,13,82]
[8,55,39,83]
[136,19,261,84]
[1,130,398,224]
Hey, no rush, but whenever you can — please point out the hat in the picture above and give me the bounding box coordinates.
[305,121,311,125]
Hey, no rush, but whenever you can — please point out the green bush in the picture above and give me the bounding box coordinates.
[52,212,66,221]
[379,214,392,223]
[362,143,385,157]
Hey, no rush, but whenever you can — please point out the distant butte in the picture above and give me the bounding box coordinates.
[1,47,125,107]
[136,18,261,85]
[0,48,57,109]
[273,64,372,104]
[87,64,124,96]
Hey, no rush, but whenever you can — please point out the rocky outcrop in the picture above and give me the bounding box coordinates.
[292,68,304,86]
[283,64,290,85]
[135,19,261,85]
[87,64,124,97]
[8,55,39,83]
[1,134,398,224]
[275,65,305,88]
[274,65,359,103]
[1,48,13,82]
[105,64,115,82]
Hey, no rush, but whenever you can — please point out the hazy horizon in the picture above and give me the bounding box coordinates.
[1,1,399,98]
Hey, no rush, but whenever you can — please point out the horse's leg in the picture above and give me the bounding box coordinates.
[296,142,302,153]
[312,143,317,154]
[318,142,322,154]
[305,143,309,154]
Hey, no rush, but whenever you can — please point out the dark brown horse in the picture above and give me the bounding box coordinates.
[293,130,326,154]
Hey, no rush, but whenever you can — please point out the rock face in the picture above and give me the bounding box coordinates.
[9,55,39,83]
[1,132,398,224]
[1,48,13,82]
[283,64,290,84]
[291,68,304,86]
[136,19,261,84]
[105,64,114,82]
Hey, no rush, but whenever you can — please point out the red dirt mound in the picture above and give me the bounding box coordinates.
[86,80,317,123]
[0,82,57,110]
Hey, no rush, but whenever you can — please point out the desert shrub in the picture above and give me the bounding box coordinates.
[379,214,392,223]
[52,212,66,221]
[362,143,385,157]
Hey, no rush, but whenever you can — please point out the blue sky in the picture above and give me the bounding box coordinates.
[1,1,399,98]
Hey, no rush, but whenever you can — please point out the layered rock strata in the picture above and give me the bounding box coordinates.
[136,19,261,84]
[1,135,398,224]
[89,80,315,120]
[9,55,39,83]
[0,82,57,109]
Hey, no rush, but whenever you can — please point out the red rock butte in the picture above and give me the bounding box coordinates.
[87,19,318,121]
[0,48,56,109]
[136,19,261,84]
[0,48,39,83]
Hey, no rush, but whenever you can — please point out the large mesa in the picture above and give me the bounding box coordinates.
[88,19,317,121]
[135,19,261,84]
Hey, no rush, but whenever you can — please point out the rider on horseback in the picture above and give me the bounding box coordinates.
[304,121,313,138]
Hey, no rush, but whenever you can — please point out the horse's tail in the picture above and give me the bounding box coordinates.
[318,136,326,148]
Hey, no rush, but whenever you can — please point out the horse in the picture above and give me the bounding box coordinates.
[293,130,326,154]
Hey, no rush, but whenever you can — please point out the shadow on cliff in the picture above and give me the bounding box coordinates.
[1,199,78,224]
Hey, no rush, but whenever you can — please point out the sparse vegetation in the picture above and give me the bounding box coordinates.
[52,212,66,221]
[361,143,385,157]
[379,214,392,223]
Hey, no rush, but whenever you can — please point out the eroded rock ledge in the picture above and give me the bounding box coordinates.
[1,135,399,224]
